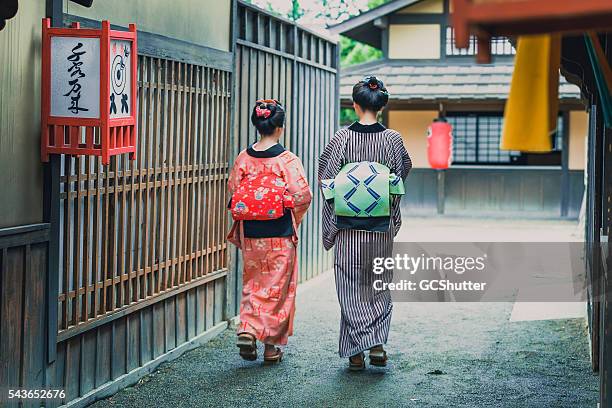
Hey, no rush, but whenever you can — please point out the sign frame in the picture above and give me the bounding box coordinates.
[41,19,138,165]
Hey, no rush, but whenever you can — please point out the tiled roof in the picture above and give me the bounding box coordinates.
[340,60,582,102]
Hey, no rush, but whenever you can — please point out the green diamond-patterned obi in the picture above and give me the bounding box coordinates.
[321,161,405,217]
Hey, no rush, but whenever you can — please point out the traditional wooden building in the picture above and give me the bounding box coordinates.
[330,0,588,218]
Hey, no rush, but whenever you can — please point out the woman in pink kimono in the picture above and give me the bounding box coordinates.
[227,99,312,363]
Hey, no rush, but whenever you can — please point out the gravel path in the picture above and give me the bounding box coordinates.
[91,218,598,408]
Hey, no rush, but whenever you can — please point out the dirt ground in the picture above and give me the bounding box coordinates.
[91,217,598,408]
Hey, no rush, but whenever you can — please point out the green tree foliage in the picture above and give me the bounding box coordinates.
[338,0,390,67]
[339,0,390,124]
[340,107,359,125]
[367,0,389,7]
[290,0,304,21]
[339,36,382,67]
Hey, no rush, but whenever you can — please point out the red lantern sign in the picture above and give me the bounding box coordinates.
[427,118,453,169]
[41,19,137,165]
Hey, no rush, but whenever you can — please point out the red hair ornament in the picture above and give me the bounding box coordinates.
[255,105,271,118]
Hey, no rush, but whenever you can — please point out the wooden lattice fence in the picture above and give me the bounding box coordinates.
[57,56,232,337]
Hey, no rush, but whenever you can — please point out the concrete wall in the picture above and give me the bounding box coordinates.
[569,110,588,170]
[66,0,232,51]
[388,24,440,59]
[398,0,444,14]
[388,110,437,168]
[0,3,46,229]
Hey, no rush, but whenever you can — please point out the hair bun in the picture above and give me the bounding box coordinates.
[366,76,379,89]
[251,99,286,135]
[255,105,271,119]
[254,99,283,120]
[352,76,389,112]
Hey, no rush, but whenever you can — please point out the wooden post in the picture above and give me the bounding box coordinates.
[42,4,63,404]
[436,105,446,215]
[601,124,612,408]
[451,0,469,48]
[588,103,603,374]
[476,33,492,64]
[602,232,612,408]
[437,169,445,215]
[560,111,570,217]
[225,0,239,321]
[101,21,111,165]
[43,0,63,369]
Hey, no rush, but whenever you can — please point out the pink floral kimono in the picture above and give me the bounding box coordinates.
[227,145,311,345]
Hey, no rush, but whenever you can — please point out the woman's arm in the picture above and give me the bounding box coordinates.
[388,130,412,180]
[318,130,347,250]
[280,152,312,226]
[318,130,346,182]
[227,152,246,194]
[389,131,411,236]
[226,152,246,248]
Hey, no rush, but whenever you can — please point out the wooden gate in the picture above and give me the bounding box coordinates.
[229,1,338,316]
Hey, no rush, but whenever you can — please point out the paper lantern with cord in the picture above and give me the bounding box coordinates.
[427,118,453,169]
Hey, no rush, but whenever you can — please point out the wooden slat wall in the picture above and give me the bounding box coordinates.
[50,55,233,405]
[57,57,231,334]
[231,2,337,315]
[0,225,49,408]
[585,104,603,376]
[403,168,585,218]
[53,276,226,406]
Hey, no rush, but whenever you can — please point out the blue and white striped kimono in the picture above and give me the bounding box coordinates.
[318,122,411,358]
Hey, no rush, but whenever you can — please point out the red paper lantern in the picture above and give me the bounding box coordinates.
[427,118,453,169]
[41,19,137,165]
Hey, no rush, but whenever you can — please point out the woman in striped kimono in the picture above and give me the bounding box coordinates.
[228,100,312,363]
[318,76,411,370]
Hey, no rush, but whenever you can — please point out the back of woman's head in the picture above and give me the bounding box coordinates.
[352,76,389,112]
[251,99,285,136]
